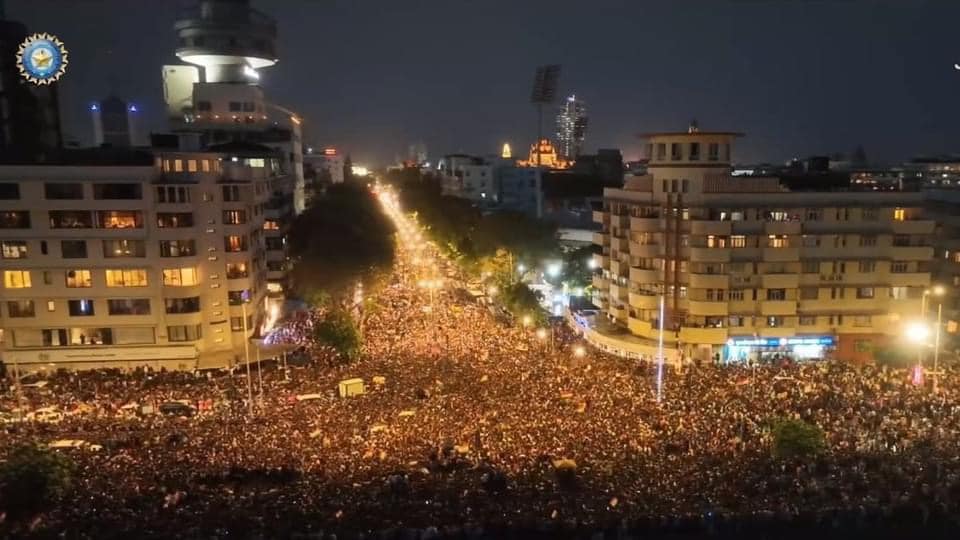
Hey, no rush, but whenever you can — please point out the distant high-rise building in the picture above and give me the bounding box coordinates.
[408,141,427,165]
[91,96,139,147]
[502,143,512,159]
[164,0,303,293]
[556,94,587,161]
[0,7,63,155]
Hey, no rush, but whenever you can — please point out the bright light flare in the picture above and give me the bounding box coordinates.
[906,322,931,343]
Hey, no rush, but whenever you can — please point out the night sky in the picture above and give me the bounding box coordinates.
[7,0,960,166]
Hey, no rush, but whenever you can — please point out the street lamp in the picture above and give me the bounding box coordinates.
[573,345,586,358]
[923,285,948,392]
[547,262,561,278]
[521,315,532,327]
[536,328,547,340]
[906,321,930,344]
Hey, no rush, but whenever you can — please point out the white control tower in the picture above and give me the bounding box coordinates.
[174,0,278,83]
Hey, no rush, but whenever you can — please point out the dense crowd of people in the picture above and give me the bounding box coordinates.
[3,207,960,539]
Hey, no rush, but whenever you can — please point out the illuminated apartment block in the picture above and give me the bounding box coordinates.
[0,150,279,370]
[592,126,934,363]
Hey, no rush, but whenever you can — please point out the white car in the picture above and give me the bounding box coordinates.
[48,439,102,452]
[27,407,64,424]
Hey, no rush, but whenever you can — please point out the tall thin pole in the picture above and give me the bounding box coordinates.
[934,302,943,393]
[256,342,263,399]
[536,104,543,167]
[918,293,927,378]
[242,301,253,415]
[656,295,665,404]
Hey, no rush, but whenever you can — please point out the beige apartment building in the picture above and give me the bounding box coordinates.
[0,150,279,370]
[592,127,934,364]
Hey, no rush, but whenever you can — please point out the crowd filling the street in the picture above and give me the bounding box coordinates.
[2,188,960,539]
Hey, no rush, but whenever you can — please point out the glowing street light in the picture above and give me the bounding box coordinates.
[536,328,548,340]
[573,345,586,358]
[487,285,498,297]
[521,315,532,327]
[547,262,562,278]
[517,264,526,274]
[906,321,930,344]
[587,258,598,269]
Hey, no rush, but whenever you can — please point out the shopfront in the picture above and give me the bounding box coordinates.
[724,336,835,364]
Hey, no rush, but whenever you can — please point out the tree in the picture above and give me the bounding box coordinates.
[0,444,75,521]
[289,182,395,302]
[311,308,362,362]
[770,418,825,460]
[561,245,598,291]
[502,282,547,325]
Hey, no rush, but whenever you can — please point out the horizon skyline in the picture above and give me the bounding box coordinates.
[6,0,960,166]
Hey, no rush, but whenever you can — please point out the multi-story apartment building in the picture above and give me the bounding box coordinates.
[923,188,960,350]
[592,127,934,364]
[0,150,277,370]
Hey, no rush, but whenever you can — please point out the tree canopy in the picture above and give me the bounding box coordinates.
[289,182,395,303]
[770,418,825,460]
[0,444,75,521]
[311,307,362,362]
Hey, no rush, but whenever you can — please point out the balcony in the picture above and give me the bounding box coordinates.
[687,300,729,317]
[679,326,728,345]
[689,273,729,289]
[592,275,609,289]
[608,283,628,302]
[628,317,655,338]
[892,220,935,235]
[888,272,930,287]
[629,242,660,258]
[628,291,659,310]
[593,232,610,246]
[761,301,797,316]
[630,217,660,230]
[609,259,628,277]
[612,213,630,228]
[890,246,933,260]
[765,222,801,235]
[731,247,762,261]
[762,247,799,262]
[610,304,629,321]
[629,267,660,283]
[761,273,799,289]
[800,246,880,260]
[593,210,608,225]
[689,247,730,263]
[611,236,629,251]
[592,253,608,269]
[690,220,732,236]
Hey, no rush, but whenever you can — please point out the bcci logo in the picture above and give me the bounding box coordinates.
[16,33,68,85]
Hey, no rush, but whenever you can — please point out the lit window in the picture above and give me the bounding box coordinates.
[768,235,788,248]
[97,211,142,229]
[893,208,906,221]
[174,159,183,172]
[65,269,92,288]
[201,160,211,173]
[105,269,148,287]
[1,241,27,259]
[4,270,32,288]
[730,235,747,248]
[162,267,199,286]
[187,159,198,172]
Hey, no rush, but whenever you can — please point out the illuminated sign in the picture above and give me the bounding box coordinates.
[727,336,834,348]
[16,33,68,85]
[324,148,338,156]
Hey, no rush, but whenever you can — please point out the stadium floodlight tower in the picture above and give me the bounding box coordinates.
[174,0,278,83]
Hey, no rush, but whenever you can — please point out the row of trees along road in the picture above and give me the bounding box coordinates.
[288,182,395,361]
[389,169,560,324]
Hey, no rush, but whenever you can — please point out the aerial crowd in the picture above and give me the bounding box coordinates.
[2,225,960,539]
